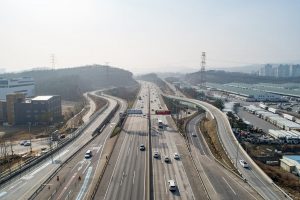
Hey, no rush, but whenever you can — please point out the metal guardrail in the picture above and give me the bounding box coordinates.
[0,97,109,189]
[28,100,120,200]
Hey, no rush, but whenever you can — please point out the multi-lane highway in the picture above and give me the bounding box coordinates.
[95,82,149,200]
[164,94,289,200]
[0,93,118,200]
[150,84,196,200]
[32,95,127,200]
[187,114,261,200]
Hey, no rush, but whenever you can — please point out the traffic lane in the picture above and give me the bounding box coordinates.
[163,127,195,200]
[117,118,147,200]
[152,127,168,200]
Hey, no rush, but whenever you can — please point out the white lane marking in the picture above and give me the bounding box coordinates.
[164,174,168,194]
[8,181,22,190]
[56,173,77,200]
[82,161,91,174]
[223,177,236,195]
[120,171,125,186]
[75,167,93,200]
[65,190,72,200]
[133,170,135,184]
[127,147,131,156]
[23,149,70,179]
[0,192,7,198]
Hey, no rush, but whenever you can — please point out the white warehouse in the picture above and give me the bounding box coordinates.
[0,77,35,100]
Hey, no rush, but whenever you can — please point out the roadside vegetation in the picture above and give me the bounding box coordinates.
[2,65,137,101]
[199,117,237,172]
[105,84,140,109]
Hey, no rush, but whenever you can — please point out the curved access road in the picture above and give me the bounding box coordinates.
[163,95,290,200]
[187,114,261,200]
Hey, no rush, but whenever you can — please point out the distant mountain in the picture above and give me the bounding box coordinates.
[1,65,137,101]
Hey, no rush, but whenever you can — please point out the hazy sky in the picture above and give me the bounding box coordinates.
[0,0,299,74]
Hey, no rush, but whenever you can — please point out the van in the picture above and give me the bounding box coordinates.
[168,180,176,191]
[85,150,92,158]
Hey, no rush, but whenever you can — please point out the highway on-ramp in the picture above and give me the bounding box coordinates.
[187,114,261,200]
[163,94,289,200]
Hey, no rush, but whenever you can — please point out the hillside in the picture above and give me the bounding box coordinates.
[2,65,137,101]
[186,70,300,84]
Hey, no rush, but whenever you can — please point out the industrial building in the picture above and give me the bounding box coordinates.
[244,105,300,131]
[0,94,61,125]
[280,155,300,176]
[207,83,283,102]
[0,77,35,100]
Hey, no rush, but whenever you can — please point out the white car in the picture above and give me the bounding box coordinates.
[168,180,177,191]
[192,132,197,137]
[239,160,249,168]
[174,153,180,160]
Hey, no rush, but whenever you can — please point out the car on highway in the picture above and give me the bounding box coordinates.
[85,150,92,158]
[174,153,180,160]
[168,180,177,191]
[139,144,145,151]
[192,132,197,137]
[239,159,249,168]
[153,151,159,158]
[164,156,170,163]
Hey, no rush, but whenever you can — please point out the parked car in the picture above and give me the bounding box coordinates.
[24,141,31,146]
[20,140,26,145]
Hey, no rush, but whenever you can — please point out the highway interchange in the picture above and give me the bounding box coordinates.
[0,81,292,200]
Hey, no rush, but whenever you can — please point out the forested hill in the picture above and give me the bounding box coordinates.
[186,70,300,84]
[2,65,137,101]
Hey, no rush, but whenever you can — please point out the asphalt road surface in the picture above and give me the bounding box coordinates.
[32,95,127,200]
[187,114,261,200]
[164,95,289,200]
[150,84,195,200]
[95,82,149,200]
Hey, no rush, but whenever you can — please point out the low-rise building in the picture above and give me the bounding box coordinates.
[0,94,61,125]
[280,155,300,176]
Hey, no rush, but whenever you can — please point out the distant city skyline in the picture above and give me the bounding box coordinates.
[0,0,299,74]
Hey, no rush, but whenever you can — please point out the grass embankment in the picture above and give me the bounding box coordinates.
[256,161,300,199]
[200,117,237,171]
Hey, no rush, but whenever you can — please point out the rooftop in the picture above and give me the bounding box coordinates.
[31,96,54,101]
[283,155,300,164]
